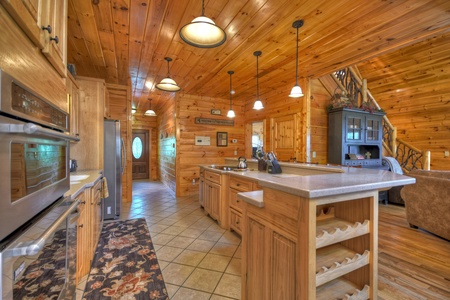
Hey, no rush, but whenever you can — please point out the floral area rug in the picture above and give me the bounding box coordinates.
[83,218,169,300]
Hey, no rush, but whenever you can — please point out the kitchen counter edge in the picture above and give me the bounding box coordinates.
[66,169,103,199]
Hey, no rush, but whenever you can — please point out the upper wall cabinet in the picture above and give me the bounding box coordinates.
[1,0,68,77]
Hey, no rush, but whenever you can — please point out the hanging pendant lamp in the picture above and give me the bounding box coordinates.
[156,57,181,92]
[253,51,264,110]
[144,98,157,116]
[289,20,304,98]
[227,71,236,118]
[179,0,227,48]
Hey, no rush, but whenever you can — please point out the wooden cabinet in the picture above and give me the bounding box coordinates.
[242,188,377,299]
[75,178,103,284]
[1,0,68,77]
[199,168,205,207]
[229,176,260,236]
[75,190,87,284]
[203,170,222,222]
[67,73,79,140]
[328,108,385,167]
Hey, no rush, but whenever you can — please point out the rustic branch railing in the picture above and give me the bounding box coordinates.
[332,66,430,171]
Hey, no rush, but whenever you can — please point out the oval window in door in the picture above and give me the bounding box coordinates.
[132,137,143,159]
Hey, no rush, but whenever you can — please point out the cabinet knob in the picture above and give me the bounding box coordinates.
[236,199,240,202]
[80,200,86,204]
[50,35,59,44]
[41,25,52,33]
[236,183,241,186]
[236,220,240,224]
[78,224,84,228]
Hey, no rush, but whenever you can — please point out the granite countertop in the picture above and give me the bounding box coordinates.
[65,169,103,198]
[200,164,415,199]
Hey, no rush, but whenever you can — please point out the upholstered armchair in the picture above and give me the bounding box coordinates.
[400,170,450,240]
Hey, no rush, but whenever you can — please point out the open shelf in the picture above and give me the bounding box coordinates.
[316,208,370,249]
[316,278,370,300]
[316,244,370,287]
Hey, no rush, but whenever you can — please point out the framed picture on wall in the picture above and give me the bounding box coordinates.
[217,132,228,147]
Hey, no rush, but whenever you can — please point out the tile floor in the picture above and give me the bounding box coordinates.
[76,180,242,299]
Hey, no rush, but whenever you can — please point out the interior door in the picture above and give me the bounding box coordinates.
[132,130,149,179]
[271,114,299,162]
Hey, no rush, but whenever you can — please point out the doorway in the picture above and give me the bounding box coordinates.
[132,130,149,179]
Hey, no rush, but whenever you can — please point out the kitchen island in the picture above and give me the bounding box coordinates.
[200,161,415,300]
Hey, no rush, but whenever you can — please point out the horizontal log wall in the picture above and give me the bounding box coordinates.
[358,33,450,170]
[176,93,245,197]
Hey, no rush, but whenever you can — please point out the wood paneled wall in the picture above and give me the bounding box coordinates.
[0,7,66,111]
[357,33,450,170]
[106,83,133,203]
[132,114,158,181]
[70,77,105,170]
[158,94,177,194]
[175,93,245,197]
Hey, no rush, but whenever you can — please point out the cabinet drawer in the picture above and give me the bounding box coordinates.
[230,208,242,235]
[230,188,245,212]
[230,177,253,192]
[205,170,221,184]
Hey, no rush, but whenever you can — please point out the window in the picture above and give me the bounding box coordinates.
[132,137,143,159]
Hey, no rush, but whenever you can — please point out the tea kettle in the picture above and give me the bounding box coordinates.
[237,157,247,169]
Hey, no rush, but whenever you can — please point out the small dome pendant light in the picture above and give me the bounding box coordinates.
[253,51,264,110]
[179,0,227,48]
[156,57,181,92]
[144,98,157,116]
[227,71,235,118]
[289,20,305,98]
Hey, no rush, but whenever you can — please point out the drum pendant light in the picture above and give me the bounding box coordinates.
[253,51,264,110]
[179,0,227,48]
[156,57,181,92]
[289,20,304,98]
[227,71,235,118]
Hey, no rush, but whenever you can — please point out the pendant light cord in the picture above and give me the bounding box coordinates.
[256,55,259,98]
[229,73,233,109]
[201,0,205,16]
[295,26,299,85]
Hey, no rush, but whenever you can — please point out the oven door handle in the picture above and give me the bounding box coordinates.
[0,123,80,141]
[7,198,80,257]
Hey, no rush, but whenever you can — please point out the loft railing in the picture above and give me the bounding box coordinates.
[332,66,430,172]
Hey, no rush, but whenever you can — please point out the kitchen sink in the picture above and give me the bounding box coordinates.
[70,174,89,181]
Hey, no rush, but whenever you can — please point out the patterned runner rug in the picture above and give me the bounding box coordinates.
[83,218,169,300]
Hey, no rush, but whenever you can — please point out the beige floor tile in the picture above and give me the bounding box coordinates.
[187,239,216,253]
[179,227,205,238]
[162,225,188,235]
[225,258,241,275]
[198,253,232,272]
[148,224,169,233]
[198,230,223,242]
[233,245,242,259]
[156,245,184,262]
[207,223,227,233]
[151,233,176,246]
[165,283,180,298]
[171,287,211,300]
[161,262,195,285]
[214,273,241,299]
[210,295,237,300]
[218,231,241,245]
[157,259,170,270]
[210,242,238,257]
[165,236,195,249]
[182,268,223,293]
[173,249,207,267]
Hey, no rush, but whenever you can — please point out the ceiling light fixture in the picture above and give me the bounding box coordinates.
[156,57,180,92]
[227,71,235,118]
[289,20,304,98]
[144,98,157,116]
[179,0,226,48]
[253,51,263,110]
[131,108,137,114]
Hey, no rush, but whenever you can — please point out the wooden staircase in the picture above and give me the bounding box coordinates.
[322,66,430,172]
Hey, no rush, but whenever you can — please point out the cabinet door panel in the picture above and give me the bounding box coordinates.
[246,216,266,300]
[271,232,296,299]
[210,182,220,220]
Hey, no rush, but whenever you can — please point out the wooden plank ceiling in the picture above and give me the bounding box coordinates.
[67,0,450,114]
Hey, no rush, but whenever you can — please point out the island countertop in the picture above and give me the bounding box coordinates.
[201,163,415,198]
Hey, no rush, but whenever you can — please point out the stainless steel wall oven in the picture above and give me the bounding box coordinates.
[0,69,80,299]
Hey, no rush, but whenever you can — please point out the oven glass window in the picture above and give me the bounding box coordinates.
[11,143,66,202]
